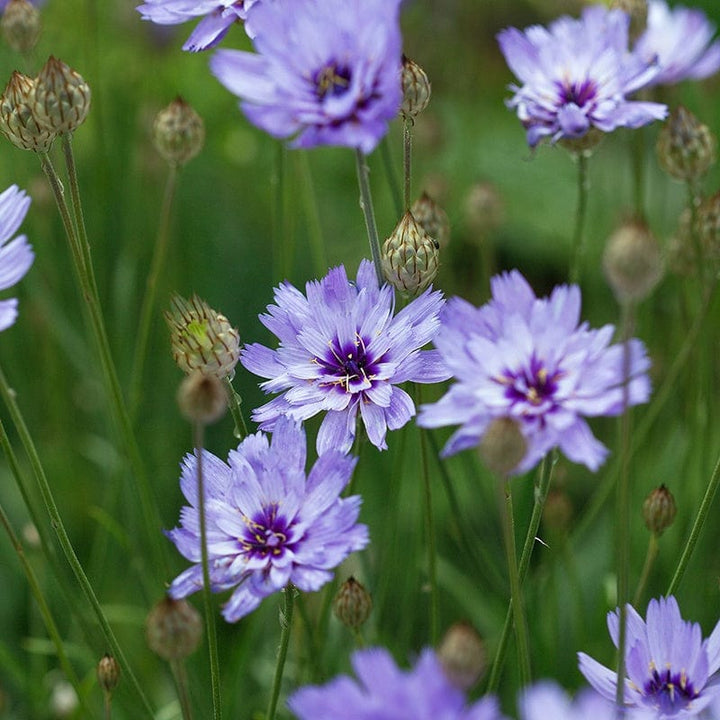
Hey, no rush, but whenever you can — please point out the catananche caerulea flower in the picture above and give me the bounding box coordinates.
[241,260,450,455]
[166,417,368,622]
[288,647,507,720]
[578,596,720,718]
[0,185,34,331]
[417,270,650,474]
[633,0,720,86]
[497,5,667,148]
[209,0,403,153]
[136,0,258,52]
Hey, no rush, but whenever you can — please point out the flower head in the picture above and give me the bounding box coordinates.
[209,0,403,153]
[578,596,720,718]
[497,5,667,148]
[634,1,720,86]
[241,260,450,454]
[417,270,650,474]
[166,417,368,622]
[288,647,507,720]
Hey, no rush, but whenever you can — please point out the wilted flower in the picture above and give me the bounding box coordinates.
[166,418,368,622]
[497,5,667,148]
[417,271,651,474]
[578,596,720,717]
[241,260,449,454]
[210,0,403,153]
[288,647,507,720]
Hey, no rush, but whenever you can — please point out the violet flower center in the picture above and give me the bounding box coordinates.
[497,356,559,409]
[557,78,597,107]
[240,504,292,559]
[314,63,352,100]
[317,334,377,394]
[644,664,698,715]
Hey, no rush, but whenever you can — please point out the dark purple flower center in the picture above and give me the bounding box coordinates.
[644,664,698,715]
[239,504,293,560]
[316,334,378,394]
[557,78,597,107]
[496,356,560,410]
[314,63,352,100]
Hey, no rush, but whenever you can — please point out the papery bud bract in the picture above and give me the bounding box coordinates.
[437,622,486,690]
[146,597,203,661]
[478,417,527,476]
[411,191,450,249]
[153,96,205,166]
[0,71,54,151]
[96,654,120,695]
[642,484,676,536]
[657,106,716,182]
[381,211,439,296]
[400,55,431,120]
[177,370,227,425]
[2,0,40,53]
[34,56,91,135]
[333,576,372,631]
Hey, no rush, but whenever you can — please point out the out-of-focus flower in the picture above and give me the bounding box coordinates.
[1,0,41,53]
[241,260,449,454]
[136,0,259,52]
[166,418,368,622]
[497,5,667,148]
[288,647,507,720]
[0,0,43,9]
[634,0,720,86]
[578,596,720,717]
[417,271,650,474]
[210,0,403,153]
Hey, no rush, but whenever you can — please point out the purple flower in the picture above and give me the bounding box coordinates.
[288,647,507,720]
[166,417,368,622]
[578,596,720,718]
[417,270,650,474]
[0,0,44,8]
[634,0,720,86]
[0,185,34,332]
[136,0,258,52]
[241,260,450,455]
[209,0,403,153]
[497,5,667,148]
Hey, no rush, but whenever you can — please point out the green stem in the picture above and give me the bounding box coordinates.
[298,151,328,277]
[223,377,249,440]
[354,149,384,286]
[631,127,646,220]
[633,533,659,608]
[569,153,589,285]
[380,135,403,217]
[403,117,413,211]
[271,142,287,280]
[686,181,705,289]
[266,585,296,720]
[170,659,194,720]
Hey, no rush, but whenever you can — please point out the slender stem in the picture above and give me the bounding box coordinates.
[403,117,413,211]
[569,153,589,285]
[193,422,222,720]
[223,377,249,440]
[266,585,296,720]
[380,135,403,217]
[130,163,179,415]
[633,533,659,608]
[354,149,384,285]
[170,659,194,720]
[104,693,112,720]
[631,127,646,220]
[271,142,286,280]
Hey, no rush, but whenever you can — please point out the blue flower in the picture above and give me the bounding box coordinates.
[209,0,403,152]
[497,5,667,148]
[166,417,368,622]
[241,260,450,454]
[417,271,650,474]
[578,596,720,718]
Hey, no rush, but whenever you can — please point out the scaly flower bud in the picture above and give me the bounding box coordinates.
[657,106,716,182]
[542,489,574,538]
[177,370,227,425]
[96,654,120,696]
[695,191,720,261]
[153,96,205,166]
[333,576,372,631]
[411,191,450,249]
[0,71,54,151]
[610,0,648,43]
[381,211,439,296]
[34,56,91,135]
[2,0,40,54]
[146,596,203,661]
[437,622,486,690]
[478,417,527,476]
[400,55,431,120]
[166,294,240,379]
[642,484,676,536]
[463,181,505,237]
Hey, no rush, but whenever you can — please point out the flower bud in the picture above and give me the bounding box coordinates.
[166,294,240,379]
[146,596,203,661]
[400,55,431,120]
[642,484,676,536]
[695,191,720,261]
[437,622,486,690]
[411,191,450,249]
[2,0,40,54]
[603,220,663,303]
[610,0,648,43]
[558,127,604,157]
[177,370,227,425]
[34,56,91,135]
[333,576,372,631]
[153,96,205,166]
[542,489,574,538]
[657,106,716,182]
[463,181,505,237]
[478,417,527,476]
[381,211,439,296]
[96,654,120,696]
[0,71,54,151]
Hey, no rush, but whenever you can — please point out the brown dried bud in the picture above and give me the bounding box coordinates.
[381,211,439,296]
[657,106,716,182]
[463,181,505,236]
[437,622,486,690]
[695,191,720,261]
[642,484,676,536]
[542,489,574,537]
[333,576,372,631]
[153,96,205,166]
[411,191,450,249]
[603,220,663,303]
[34,56,91,135]
[96,654,120,695]
[146,596,203,661]
[2,0,40,53]
[177,370,227,425]
[478,417,527,476]
[0,71,54,151]
[400,55,431,120]
[610,0,648,43]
